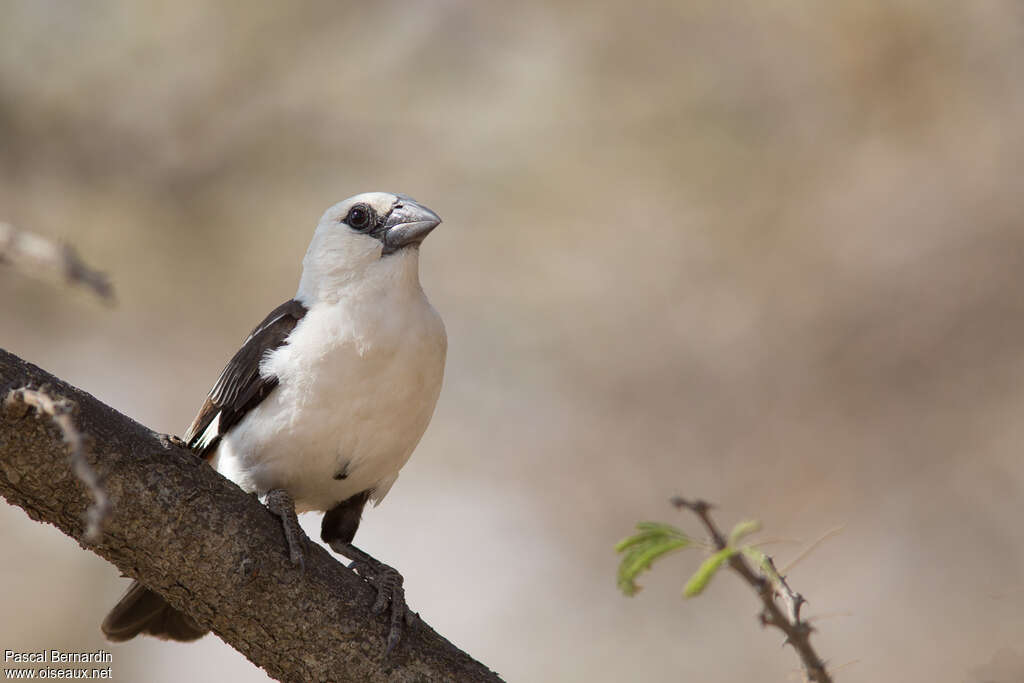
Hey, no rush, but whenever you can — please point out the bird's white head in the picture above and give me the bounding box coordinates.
[297,192,442,305]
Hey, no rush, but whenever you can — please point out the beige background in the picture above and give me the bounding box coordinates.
[2,1,1024,681]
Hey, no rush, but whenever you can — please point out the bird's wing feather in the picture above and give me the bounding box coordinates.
[183,299,308,458]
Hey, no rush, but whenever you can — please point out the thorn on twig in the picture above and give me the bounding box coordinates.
[0,222,114,303]
[792,593,807,621]
[4,386,110,542]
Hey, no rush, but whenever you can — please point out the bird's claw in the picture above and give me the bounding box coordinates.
[265,488,306,571]
[158,433,188,449]
[335,543,414,654]
[350,558,411,653]
[288,541,306,572]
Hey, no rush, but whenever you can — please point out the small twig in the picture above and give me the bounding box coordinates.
[4,386,110,542]
[670,496,833,683]
[0,222,114,302]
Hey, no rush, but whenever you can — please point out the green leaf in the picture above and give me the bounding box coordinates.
[614,522,687,552]
[683,548,734,597]
[728,519,762,546]
[616,522,692,596]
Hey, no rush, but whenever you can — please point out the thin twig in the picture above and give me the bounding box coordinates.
[3,386,110,542]
[0,222,114,302]
[670,496,833,683]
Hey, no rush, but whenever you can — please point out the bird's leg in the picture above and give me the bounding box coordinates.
[329,541,416,654]
[265,489,306,570]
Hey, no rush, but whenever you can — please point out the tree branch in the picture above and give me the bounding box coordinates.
[670,496,832,683]
[0,222,113,302]
[0,347,501,683]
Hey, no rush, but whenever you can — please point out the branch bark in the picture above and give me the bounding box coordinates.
[0,348,502,683]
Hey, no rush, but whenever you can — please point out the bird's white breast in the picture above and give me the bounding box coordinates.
[211,273,446,513]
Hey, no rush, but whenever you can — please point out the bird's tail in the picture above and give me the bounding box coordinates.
[101,580,208,642]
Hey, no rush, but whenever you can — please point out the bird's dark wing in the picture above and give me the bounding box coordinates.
[183,299,308,458]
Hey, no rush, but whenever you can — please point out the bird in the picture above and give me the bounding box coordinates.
[101,192,447,653]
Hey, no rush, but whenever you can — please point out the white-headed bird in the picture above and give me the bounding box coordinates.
[102,192,447,653]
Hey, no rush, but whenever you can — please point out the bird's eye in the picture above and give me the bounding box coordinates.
[345,204,373,231]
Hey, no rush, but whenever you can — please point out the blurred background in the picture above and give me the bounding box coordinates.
[2,1,1023,681]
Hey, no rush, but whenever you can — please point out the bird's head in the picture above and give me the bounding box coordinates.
[298,192,442,303]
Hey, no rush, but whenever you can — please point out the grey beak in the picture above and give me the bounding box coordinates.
[382,201,442,255]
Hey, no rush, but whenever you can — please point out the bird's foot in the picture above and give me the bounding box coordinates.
[329,541,415,655]
[265,489,306,571]
[158,433,188,449]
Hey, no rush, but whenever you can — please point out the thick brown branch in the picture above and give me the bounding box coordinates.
[0,348,501,683]
[671,496,832,683]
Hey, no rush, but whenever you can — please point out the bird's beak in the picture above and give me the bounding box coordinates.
[382,201,442,255]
